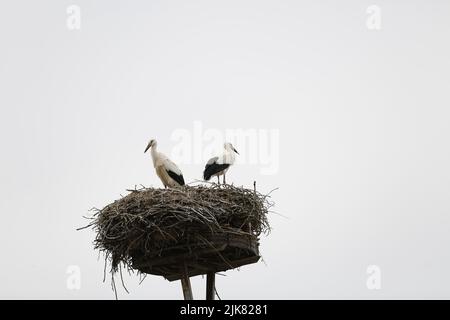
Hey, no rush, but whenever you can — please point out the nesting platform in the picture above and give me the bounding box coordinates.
[131,233,260,281]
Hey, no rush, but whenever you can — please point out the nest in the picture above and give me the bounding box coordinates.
[83,183,272,282]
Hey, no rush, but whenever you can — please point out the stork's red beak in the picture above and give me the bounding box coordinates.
[233,148,239,155]
[144,143,151,153]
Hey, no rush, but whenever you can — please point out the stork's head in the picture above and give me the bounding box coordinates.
[144,139,157,153]
[224,142,239,155]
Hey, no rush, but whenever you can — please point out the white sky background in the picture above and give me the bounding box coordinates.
[0,0,449,299]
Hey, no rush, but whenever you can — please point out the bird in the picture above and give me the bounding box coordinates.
[203,142,239,184]
[144,139,185,188]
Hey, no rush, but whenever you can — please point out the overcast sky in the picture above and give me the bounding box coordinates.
[0,0,449,299]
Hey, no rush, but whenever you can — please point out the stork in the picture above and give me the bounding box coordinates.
[144,139,185,188]
[203,142,239,184]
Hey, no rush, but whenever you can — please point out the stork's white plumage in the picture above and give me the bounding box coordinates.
[203,142,239,184]
[144,139,185,188]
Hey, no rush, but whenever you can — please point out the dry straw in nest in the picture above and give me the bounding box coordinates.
[82,183,273,277]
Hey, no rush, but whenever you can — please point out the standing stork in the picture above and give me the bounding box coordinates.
[203,142,239,184]
[144,139,185,188]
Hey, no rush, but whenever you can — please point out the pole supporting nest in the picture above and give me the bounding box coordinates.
[206,272,215,300]
[180,262,193,300]
[180,270,216,300]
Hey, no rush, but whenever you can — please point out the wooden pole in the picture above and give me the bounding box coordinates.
[206,272,215,300]
[180,262,193,300]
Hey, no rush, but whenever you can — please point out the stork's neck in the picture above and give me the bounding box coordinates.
[150,145,158,166]
[223,148,236,164]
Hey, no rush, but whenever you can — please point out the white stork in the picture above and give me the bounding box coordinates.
[144,139,185,188]
[203,142,239,184]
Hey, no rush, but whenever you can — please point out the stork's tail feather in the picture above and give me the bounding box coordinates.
[203,163,230,182]
[167,170,185,186]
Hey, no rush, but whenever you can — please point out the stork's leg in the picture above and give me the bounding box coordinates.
[217,175,220,184]
[223,173,226,184]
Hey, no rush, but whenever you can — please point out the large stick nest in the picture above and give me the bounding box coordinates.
[84,184,273,275]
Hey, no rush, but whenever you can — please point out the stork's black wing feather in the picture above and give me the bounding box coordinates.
[203,163,230,180]
[167,170,185,186]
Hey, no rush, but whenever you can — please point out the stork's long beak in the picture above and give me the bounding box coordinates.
[144,142,151,153]
[233,148,239,155]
